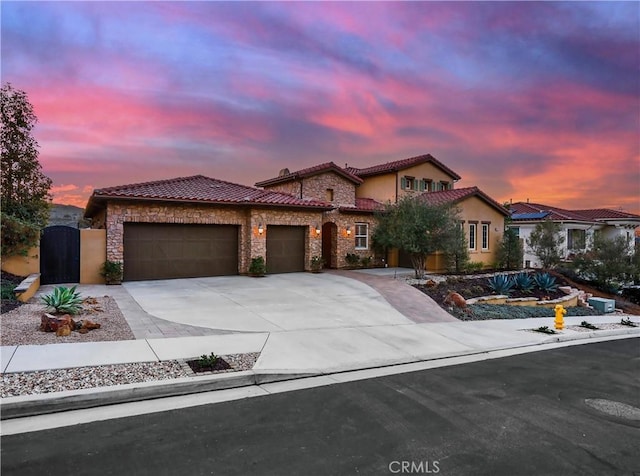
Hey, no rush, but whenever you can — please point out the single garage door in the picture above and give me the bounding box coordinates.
[266,225,305,274]
[123,223,238,281]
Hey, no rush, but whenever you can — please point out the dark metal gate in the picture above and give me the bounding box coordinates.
[40,226,80,284]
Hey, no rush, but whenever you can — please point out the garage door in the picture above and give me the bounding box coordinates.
[266,226,305,274]
[123,223,238,281]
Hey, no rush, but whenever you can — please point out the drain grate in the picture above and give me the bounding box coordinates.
[584,399,640,421]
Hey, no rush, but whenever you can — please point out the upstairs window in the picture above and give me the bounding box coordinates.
[355,223,369,250]
[326,188,334,202]
[401,176,417,191]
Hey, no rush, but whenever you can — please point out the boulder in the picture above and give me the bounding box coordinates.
[40,314,75,333]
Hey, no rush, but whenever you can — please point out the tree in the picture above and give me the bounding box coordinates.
[1,83,52,256]
[573,234,636,291]
[497,228,524,270]
[443,221,469,273]
[372,196,463,278]
[526,219,565,268]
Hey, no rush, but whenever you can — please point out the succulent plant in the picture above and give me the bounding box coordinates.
[41,286,83,315]
[487,274,514,295]
[513,272,535,293]
[534,273,558,292]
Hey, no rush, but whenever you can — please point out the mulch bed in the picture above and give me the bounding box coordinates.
[186,357,232,374]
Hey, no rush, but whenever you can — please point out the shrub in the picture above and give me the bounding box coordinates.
[487,274,514,295]
[310,256,325,272]
[249,256,266,276]
[197,352,219,368]
[41,286,83,314]
[100,260,123,284]
[0,212,41,257]
[1,282,16,300]
[534,273,558,292]
[533,326,556,334]
[465,261,485,273]
[580,321,598,330]
[621,286,640,305]
[345,253,360,267]
[360,256,372,268]
[513,272,535,293]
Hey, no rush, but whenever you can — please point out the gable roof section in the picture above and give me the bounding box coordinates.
[419,186,509,216]
[509,202,595,222]
[339,197,385,214]
[85,175,332,217]
[572,208,640,221]
[255,162,363,187]
[346,154,461,180]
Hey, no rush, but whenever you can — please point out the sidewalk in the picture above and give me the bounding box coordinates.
[1,269,639,419]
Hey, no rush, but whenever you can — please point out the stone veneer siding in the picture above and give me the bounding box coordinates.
[263,171,357,208]
[103,200,326,275]
[323,209,378,268]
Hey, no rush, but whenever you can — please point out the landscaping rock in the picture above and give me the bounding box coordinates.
[40,313,75,333]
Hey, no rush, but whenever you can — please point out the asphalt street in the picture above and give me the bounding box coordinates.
[2,338,639,476]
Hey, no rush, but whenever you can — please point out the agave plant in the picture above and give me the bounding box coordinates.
[487,274,514,295]
[513,272,535,293]
[534,273,558,292]
[41,286,83,314]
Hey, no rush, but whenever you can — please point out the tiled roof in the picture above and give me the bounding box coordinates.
[419,186,509,215]
[509,202,594,222]
[572,209,640,221]
[346,154,461,180]
[85,175,331,216]
[255,162,363,187]
[339,198,385,214]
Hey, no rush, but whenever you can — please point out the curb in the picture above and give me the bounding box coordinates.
[2,330,638,420]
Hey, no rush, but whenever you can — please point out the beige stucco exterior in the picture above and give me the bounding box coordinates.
[356,162,459,204]
[1,246,40,276]
[458,195,506,268]
[80,229,107,284]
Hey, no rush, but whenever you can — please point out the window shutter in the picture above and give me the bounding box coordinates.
[401,177,407,190]
[419,180,425,192]
[413,179,419,191]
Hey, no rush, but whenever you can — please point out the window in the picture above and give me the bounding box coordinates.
[481,223,490,250]
[440,181,450,191]
[468,223,477,250]
[567,229,586,250]
[401,176,417,191]
[511,227,520,238]
[419,179,429,192]
[355,223,368,250]
[326,188,334,202]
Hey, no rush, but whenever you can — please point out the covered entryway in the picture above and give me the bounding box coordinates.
[123,223,238,281]
[40,226,80,284]
[266,225,305,273]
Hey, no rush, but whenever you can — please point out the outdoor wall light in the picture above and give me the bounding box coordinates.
[258,224,264,235]
[346,226,351,236]
[315,224,321,235]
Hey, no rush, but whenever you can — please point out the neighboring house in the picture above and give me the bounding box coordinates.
[508,202,640,268]
[84,153,507,281]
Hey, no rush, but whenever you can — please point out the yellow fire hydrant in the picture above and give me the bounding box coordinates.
[554,304,566,330]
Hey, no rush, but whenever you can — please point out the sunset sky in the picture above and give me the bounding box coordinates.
[2,2,639,213]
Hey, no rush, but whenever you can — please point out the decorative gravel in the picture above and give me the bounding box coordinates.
[0,296,135,346]
[1,352,261,398]
[566,323,628,332]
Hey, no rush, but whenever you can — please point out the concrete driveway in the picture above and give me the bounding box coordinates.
[124,273,415,332]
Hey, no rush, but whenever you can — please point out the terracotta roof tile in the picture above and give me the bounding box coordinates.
[572,208,640,220]
[509,202,594,222]
[255,162,362,187]
[346,154,461,180]
[86,175,331,216]
[419,186,509,215]
[339,198,385,213]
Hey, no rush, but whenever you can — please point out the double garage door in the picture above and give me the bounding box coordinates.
[123,223,306,281]
[123,223,238,281]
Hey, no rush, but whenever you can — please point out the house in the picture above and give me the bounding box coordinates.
[508,202,640,268]
[84,154,507,281]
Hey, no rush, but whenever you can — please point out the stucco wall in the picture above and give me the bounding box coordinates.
[459,196,506,268]
[355,174,396,203]
[1,246,40,276]
[80,229,107,284]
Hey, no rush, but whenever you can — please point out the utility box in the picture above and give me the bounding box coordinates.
[588,297,615,313]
